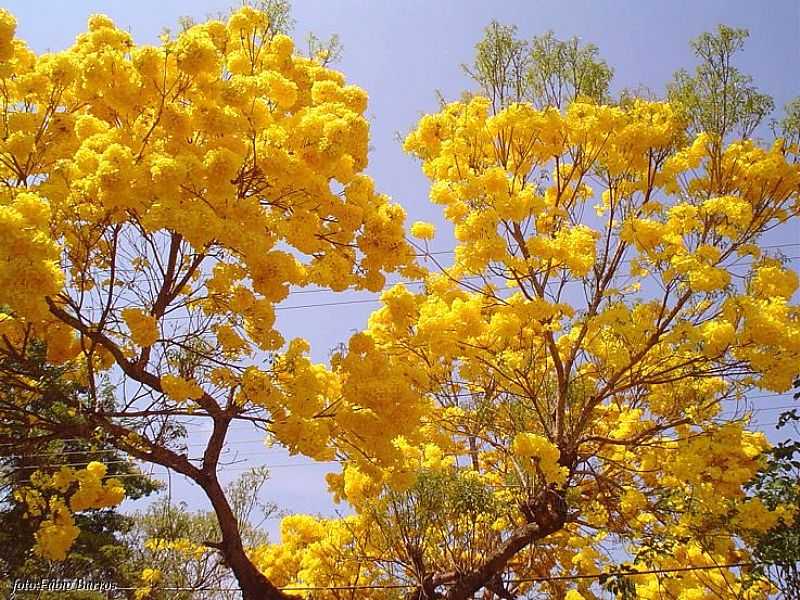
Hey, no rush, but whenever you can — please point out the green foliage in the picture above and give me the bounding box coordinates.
[464,22,612,111]
[463,21,531,110]
[773,98,800,156]
[747,377,800,599]
[667,25,774,140]
[0,343,160,598]
[125,468,278,600]
[527,31,613,109]
[247,0,294,37]
[305,32,342,66]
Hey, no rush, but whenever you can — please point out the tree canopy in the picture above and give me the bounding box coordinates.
[0,5,798,600]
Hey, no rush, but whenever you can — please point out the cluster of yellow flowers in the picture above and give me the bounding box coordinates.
[14,461,125,560]
[0,2,418,394]
[121,307,159,347]
[160,374,204,403]
[31,498,79,562]
[631,540,773,599]
[0,4,426,539]
[410,220,436,240]
[511,432,568,484]
[249,90,795,597]
[0,191,62,321]
[144,536,209,558]
[134,567,162,600]
[249,513,389,598]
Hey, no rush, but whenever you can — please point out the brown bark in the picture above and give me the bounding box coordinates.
[444,488,566,600]
[406,489,567,600]
[40,299,293,600]
[201,474,292,600]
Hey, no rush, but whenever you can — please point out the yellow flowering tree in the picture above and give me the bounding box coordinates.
[0,5,419,599]
[249,28,800,600]
[1,4,799,599]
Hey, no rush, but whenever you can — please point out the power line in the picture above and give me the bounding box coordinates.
[60,245,800,304]
[111,253,800,319]
[1,404,795,460]
[62,242,800,277]
[107,561,776,593]
[508,561,764,584]
[0,442,295,458]
[0,460,329,478]
[4,415,793,475]
[0,396,795,455]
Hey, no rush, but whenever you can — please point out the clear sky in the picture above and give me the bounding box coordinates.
[5,0,799,540]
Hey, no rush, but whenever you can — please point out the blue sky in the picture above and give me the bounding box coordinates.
[6,0,799,540]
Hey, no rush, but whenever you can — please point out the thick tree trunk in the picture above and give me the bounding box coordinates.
[445,489,566,599]
[201,474,292,600]
[407,489,567,600]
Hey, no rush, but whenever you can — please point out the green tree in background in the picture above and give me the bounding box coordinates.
[126,468,279,600]
[463,22,613,112]
[0,343,160,598]
[668,25,774,141]
[747,379,800,600]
